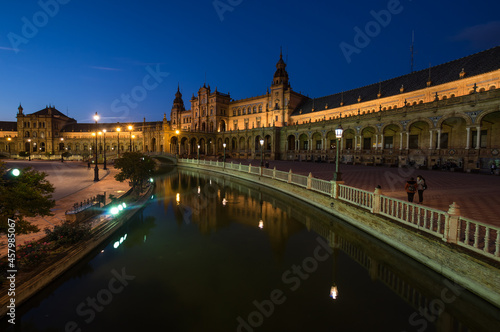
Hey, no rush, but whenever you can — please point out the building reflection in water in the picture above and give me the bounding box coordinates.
[152,167,499,332]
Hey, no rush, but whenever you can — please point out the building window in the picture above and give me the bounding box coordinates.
[316,140,322,150]
[259,105,263,113]
[233,109,236,116]
[345,138,353,149]
[253,106,256,114]
[471,130,487,148]
[303,141,308,150]
[384,136,393,149]
[439,133,448,149]
[409,135,419,149]
[363,137,371,150]
[330,140,336,149]
[238,109,241,116]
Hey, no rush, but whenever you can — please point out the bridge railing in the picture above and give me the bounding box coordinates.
[178,158,500,262]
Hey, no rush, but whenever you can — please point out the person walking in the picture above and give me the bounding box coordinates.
[416,175,426,204]
[405,177,417,203]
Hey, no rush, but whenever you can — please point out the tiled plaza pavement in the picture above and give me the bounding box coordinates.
[230,159,500,227]
[0,165,130,258]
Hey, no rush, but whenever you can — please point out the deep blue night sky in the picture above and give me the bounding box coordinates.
[1,0,500,123]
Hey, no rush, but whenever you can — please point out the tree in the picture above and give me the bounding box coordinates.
[0,162,55,234]
[114,152,156,191]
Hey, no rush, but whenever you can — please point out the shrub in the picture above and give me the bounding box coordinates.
[45,222,91,246]
[16,240,53,267]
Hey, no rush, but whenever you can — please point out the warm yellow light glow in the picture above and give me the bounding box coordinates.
[128,125,133,130]
[330,286,338,299]
[7,137,11,141]
[60,137,64,141]
[176,193,180,204]
[92,132,96,136]
[175,130,180,135]
[93,112,99,122]
[259,220,264,229]
[132,135,136,139]
[103,129,107,133]
[116,127,121,132]
[222,198,227,206]
[98,131,102,135]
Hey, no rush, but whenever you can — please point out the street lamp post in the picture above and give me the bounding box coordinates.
[116,127,121,158]
[60,138,64,162]
[128,125,133,151]
[175,130,180,156]
[334,125,343,181]
[197,144,200,163]
[103,129,107,170]
[93,112,100,182]
[27,139,31,161]
[223,142,226,168]
[259,139,264,167]
[131,135,136,151]
[7,137,11,157]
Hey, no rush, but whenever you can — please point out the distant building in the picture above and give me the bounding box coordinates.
[1,46,499,171]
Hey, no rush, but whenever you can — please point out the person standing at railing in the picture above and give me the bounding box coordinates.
[416,175,426,204]
[405,177,417,202]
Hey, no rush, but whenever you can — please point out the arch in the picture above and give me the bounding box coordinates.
[264,134,272,151]
[408,121,431,150]
[209,121,214,132]
[151,137,156,152]
[220,120,226,132]
[439,116,467,149]
[190,137,197,155]
[231,137,237,151]
[298,133,308,150]
[201,122,206,132]
[326,131,337,150]
[382,124,401,149]
[180,137,188,155]
[25,131,30,138]
[287,135,295,151]
[239,136,246,151]
[407,118,434,130]
[479,111,500,149]
[40,142,46,152]
[199,138,206,154]
[489,85,496,90]
[311,132,322,150]
[436,113,472,128]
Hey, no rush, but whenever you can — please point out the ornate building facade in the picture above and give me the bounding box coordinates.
[1,47,499,171]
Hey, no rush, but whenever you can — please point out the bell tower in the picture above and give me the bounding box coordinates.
[270,49,291,126]
[170,84,185,130]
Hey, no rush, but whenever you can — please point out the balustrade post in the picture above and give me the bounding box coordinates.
[331,180,344,199]
[288,169,292,184]
[273,166,276,179]
[307,172,312,190]
[372,186,382,214]
[443,202,461,243]
[239,163,242,171]
[249,163,252,174]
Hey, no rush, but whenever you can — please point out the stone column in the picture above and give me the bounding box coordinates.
[437,129,441,150]
[400,132,403,150]
[405,132,409,150]
[475,126,481,149]
[465,127,470,150]
[429,130,433,149]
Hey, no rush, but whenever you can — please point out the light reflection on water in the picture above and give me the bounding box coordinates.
[3,167,499,332]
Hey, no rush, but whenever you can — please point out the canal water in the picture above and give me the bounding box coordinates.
[2,167,499,332]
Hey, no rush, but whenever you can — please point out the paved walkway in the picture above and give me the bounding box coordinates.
[0,161,130,257]
[226,158,500,227]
